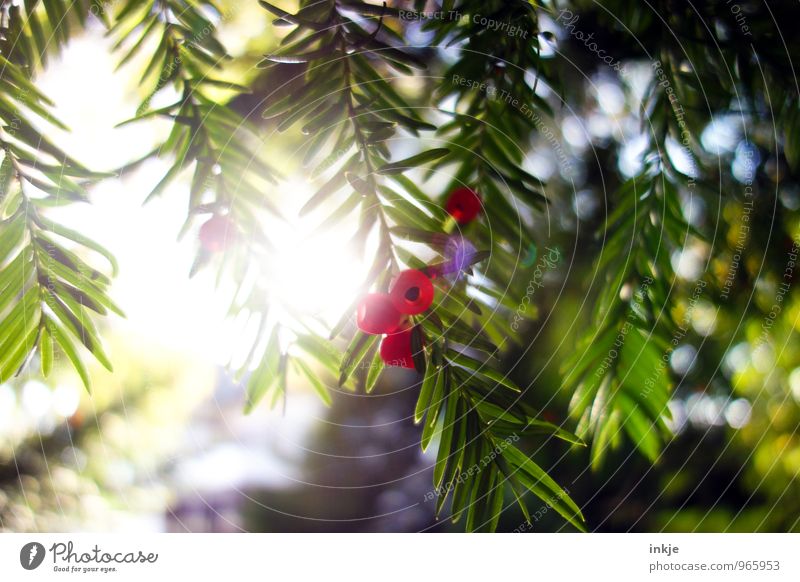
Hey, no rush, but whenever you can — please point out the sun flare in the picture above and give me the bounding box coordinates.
[266,179,371,329]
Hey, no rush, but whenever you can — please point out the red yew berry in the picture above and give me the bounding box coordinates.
[356,293,403,335]
[199,215,236,252]
[445,187,482,224]
[379,328,419,369]
[390,269,434,315]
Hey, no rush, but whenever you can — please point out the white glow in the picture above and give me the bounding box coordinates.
[701,116,740,155]
[265,178,370,331]
[618,134,648,177]
[671,344,697,376]
[573,189,598,220]
[30,28,375,370]
[587,112,613,140]
[671,246,704,280]
[725,398,752,429]
[22,380,51,419]
[666,136,699,178]
[53,384,80,418]
[0,384,16,430]
[751,343,775,373]
[724,343,750,376]
[32,30,236,363]
[524,150,556,180]
[666,399,687,434]
[596,82,626,116]
[790,367,800,402]
[34,33,371,364]
[680,190,706,227]
[562,116,589,149]
[685,393,726,427]
[270,224,369,328]
[691,300,718,337]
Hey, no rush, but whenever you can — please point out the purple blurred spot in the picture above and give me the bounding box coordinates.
[442,236,477,282]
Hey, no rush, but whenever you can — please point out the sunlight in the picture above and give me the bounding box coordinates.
[266,178,371,330]
[34,34,368,364]
[271,232,368,325]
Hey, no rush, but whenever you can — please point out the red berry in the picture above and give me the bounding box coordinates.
[380,328,421,369]
[445,187,482,224]
[356,293,403,335]
[199,215,236,252]
[389,269,434,315]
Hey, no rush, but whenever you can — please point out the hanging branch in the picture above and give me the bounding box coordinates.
[110,0,296,410]
[111,0,279,270]
[421,0,558,342]
[560,1,733,468]
[256,0,585,532]
[0,1,121,390]
[563,163,692,469]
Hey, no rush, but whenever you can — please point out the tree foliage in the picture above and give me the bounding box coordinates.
[1,0,799,532]
[1,0,116,391]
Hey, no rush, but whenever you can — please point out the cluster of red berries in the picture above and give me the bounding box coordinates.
[198,190,481,369]
[356,269,434,369]
[356,187,482,369]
